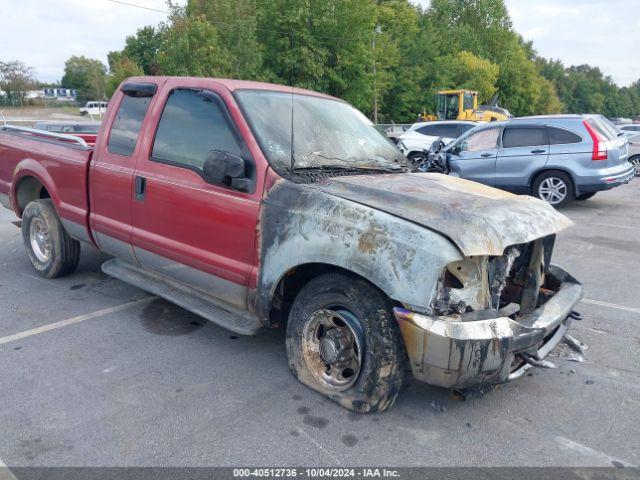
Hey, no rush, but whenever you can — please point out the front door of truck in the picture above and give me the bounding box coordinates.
[89,82,158,263]
[131,79,260,310]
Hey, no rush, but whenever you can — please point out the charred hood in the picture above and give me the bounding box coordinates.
[310,173,572,256]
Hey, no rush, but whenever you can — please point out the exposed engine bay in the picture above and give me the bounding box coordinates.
[431,236,557,320]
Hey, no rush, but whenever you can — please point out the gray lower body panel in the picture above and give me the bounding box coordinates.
[101,258,261,335]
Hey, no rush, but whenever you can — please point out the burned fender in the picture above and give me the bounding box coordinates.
[254,179,462,320]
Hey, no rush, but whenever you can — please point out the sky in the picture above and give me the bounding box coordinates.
[1,0,639,87]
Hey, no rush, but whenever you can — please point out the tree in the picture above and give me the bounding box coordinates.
[108,26,162,76]
[434,51,499,103]
[61,56,107,102]
[187,0,263,79]
[106,56,144,97]
[0,60,35,104]
[155,6,232,77]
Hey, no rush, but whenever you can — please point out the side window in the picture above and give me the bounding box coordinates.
[548,126,582,145]
[151,89,242,172]
[107,93,152,156]
[416,125,437,136]
[460,128,500,152]
[502,127,547,148]
[432,124,459,138]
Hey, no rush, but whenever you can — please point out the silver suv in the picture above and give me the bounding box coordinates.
[442,114,635,207]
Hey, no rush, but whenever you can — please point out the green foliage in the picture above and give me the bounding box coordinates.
[98,0,638,121]
[434,51,499,103]
[0,60,35,102]
[61,56,107,102]
[110,26,162,75]
[106,56,144,97]
[156,6,232,77]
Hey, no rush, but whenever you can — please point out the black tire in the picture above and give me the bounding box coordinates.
[532,170,575,208]
[21,199,80,278]
[286,273,405,413]
[576,192,596,201]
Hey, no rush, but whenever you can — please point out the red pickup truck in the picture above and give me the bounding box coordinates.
[0,76,583,412]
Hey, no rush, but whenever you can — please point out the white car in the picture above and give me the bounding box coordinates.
[79,101,108,117]
[397,120,477,162]
[618,124,640,137]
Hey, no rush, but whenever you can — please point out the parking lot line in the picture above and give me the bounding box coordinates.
[0,297,153,346]
[555,436,637,467]
[582,298,640,315]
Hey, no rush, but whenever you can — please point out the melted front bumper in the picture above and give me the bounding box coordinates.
[394,265,583,389]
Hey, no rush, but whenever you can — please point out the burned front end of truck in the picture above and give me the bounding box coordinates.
[395,236,582,389]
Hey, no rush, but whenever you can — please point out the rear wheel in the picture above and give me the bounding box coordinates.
[576,192,596,201]
[532,171,574,208]
[286,273,405,413]
[630,156,640,176]
[21,199,80,278]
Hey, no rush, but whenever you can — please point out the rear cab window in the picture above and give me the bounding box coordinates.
[107,87,154,156]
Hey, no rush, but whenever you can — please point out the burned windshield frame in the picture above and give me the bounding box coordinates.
[234,89,410,180]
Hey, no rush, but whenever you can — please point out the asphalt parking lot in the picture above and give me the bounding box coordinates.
[0,182,639,468]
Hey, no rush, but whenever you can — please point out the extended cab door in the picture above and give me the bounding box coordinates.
[446,127,501,187]
[89,82,158,263]
[496,125,549,193]
[130,80,261,311]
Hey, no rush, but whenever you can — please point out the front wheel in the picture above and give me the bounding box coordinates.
[630,156,640,177]
[532,171,574,208]
[286,273,405,413]
[22,199,81,278]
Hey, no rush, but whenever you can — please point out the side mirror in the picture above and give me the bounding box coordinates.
[202,150,250,192]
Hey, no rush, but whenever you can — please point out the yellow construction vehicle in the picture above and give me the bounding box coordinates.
[436,89,511,122]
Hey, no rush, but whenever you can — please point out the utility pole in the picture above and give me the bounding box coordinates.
[372,26,382,124]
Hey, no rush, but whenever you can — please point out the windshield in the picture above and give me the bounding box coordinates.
[235,90,408,175]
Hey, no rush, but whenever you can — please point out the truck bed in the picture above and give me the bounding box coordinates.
[0,125,94,235]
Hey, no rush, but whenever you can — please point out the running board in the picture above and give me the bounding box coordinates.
[101,258,261,335]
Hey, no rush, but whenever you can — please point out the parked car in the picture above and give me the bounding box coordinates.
[397,120,477,163]
[439,114,634,207]
[0,76,583,412]
[33,121,101,146]
[628,133,640,176]
[618,124,640,136]
[79,101,108,116]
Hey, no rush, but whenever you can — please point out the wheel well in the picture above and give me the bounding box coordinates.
[15,176,50,215]
[529,169,576,195]
[269,263,391,327]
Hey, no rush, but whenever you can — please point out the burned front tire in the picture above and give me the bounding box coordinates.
[21,199,80,278]
[286,273,405,413]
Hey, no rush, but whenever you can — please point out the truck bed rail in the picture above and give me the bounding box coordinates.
[0,124,90,149]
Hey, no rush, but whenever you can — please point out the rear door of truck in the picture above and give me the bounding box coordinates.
[129,78,261,311]
[89,81,161,263]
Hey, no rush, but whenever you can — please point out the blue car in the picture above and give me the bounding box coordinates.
[442,114,635,207]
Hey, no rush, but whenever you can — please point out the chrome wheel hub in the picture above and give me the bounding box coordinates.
[631,158,640,176]
[539,177,568,205]
[302,308,364,391]
[29,217,51,263]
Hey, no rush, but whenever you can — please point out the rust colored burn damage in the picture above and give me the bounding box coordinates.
[312,173,573,257]
[254,178,462,321]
